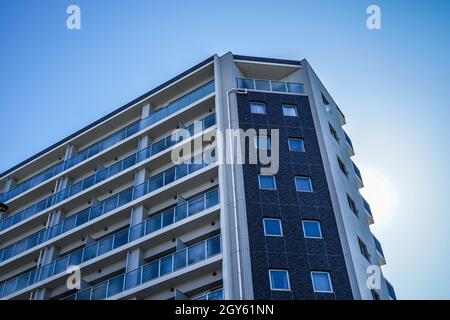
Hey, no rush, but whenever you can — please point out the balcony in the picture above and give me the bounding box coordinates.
[352,161,364,188]
[386,280,396,300]
[193,288,223,300]
[0,188,219,299]
[344,132,355,156]
[236,78,305,94]
[373,236,386,266]
[62,235,222,300]
[0,81,215,204]
[362,197,374,225]
[337,106,346,126]
[0,113,216,233]
[0,149,217,265]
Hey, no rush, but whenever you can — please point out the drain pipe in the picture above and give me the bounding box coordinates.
[225,87,247,300]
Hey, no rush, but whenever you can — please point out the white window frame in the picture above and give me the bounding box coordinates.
[258,175,277,190]
[269,269,291,291]
[294,176,313,192]
[263,218,283,237]
[282,104,298,117]
[302,220,322,239]
[288,138,305,152]
[311,271,333,293]
[250,102,266,114]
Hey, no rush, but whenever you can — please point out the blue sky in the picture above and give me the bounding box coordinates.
[1,0,449,299]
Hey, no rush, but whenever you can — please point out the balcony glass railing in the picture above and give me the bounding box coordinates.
[386,280,396,300]
[0,113,216,232]
[352,162,363,183]
[193,288,223,300]
[237,78,305,94]
[62,235,221,300]
[0,81,215,204]
[363,198,373,217]
[344,132,353,149]
[373,236,384,257]
[0,149,216,263]
[0,188,219,299]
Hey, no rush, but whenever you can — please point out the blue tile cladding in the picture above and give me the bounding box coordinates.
[237,92,353,300]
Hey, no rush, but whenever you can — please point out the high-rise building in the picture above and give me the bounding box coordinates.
[0,53,395,300]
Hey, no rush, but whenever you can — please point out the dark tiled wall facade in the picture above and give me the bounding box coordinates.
[237,92,353,300]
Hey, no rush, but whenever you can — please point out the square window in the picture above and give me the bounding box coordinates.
[259,175,276,190]
[302,220,322,239]
[321,93,330,105]
[288,138,305,152]
[282,104,298,117]
[250,102,266,114]
[311,271,333,293]
[295,176,313,192]
[263,218,283,237]
[255,136,271,150]
[269,270,291,291]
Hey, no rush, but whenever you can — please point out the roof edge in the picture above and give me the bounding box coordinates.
[0,55,215,179]
[233,54,302,66]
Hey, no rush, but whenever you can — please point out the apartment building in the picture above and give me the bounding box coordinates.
[0,53,396,300]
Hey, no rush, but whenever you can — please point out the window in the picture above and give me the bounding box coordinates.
[288,138,305,152]
[295,176,313,192]
[358,237,370,261]
[282,104,298,117]
[329,123,339,142]
[302,220,322,239]
[263,218,283,237]
[255,136,271,150]
[347,194,358,216]
[321,93,330,105]
[311,271,333,293]
[337,156,348,176]
[371,289,380,300]
[250,102,266,114]
[258,175,276,190]
[269,270,291,291]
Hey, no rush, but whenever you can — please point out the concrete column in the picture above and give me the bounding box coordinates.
[126,106,152,272]
[32,209,62,300]
[214,53,254,300]
[32,177,68,300]
[65,144,77,160]
[2,177,15,194]
[142,103,153,119]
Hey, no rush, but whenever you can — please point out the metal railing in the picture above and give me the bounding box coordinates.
[0,81,215,203]
[0,113,216,232]
[62,235,221,300]
[193,288,223,300]
[236,78,305,94]
[352,162,363,183]
[344,132,353,149]
[0,188,219,299]
[0,149,216,263]
[373,236,384,257]
[363,198,373,217]
[386,280,396,300]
